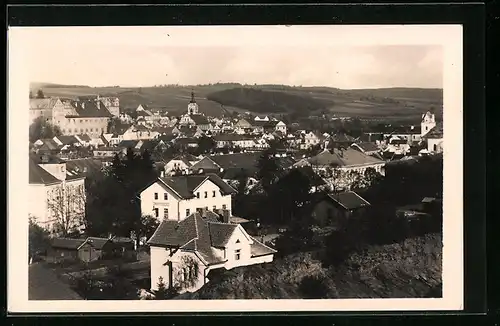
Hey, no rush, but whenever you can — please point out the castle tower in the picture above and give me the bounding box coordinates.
[421,109,436,137]
[187,90,199,115]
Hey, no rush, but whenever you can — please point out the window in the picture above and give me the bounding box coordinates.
[213,206,217,211]
[164,193,168,200]
[222,204,227,210]
[433,144,437,151]
[204,191,208,198]
[186,209,190,217]
[153,208,159,218]
[163,208,169,219]
[196,192,200,198]
[212,190,216,197]
[154,192,158,200]
[235,239,240,244]
[235,249,241,260]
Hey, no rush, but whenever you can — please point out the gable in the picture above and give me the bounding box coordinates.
[141,180,181,200]
[226,224,252,247]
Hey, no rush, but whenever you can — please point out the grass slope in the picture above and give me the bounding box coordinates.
[189,233,442,299]
[31,82,442,120]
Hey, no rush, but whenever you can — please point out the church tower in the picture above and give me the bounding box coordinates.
[421,109,436,137]
[187,90,199,115]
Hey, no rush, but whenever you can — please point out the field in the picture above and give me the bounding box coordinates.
[31,82,443,121]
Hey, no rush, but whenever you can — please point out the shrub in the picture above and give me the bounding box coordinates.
[298,275,329,299]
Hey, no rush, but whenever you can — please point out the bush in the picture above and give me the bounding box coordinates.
[298,275,329,299]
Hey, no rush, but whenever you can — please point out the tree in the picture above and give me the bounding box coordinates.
[29,216,51,261]
[29,90,34,99]
[36,89,45,99]
[47,182,86,237]
[29,116,62,142]
[256,148,281,195]
[196,136,216,154]
[137,215,159,243]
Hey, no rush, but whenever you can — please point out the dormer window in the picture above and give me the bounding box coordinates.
[196,192,200,198]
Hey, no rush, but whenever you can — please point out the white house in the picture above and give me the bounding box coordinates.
[139,173,237,222]
[29,157,86,233]
[423,122,443,153]
[275,121,287,134]
[421,111,437,137]
[254,116,270,122]
[148,212,276,293]
[164,154,200,175]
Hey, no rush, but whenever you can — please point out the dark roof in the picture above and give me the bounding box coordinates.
[29,263,83,300]
[83,237,111,250]
[118,140,140,148]
[148,213,223,265]
[65,158,103,176]
[55,135,80,145]
[113,123,132,135]
[36,139,61,151]
[157,173,237,199]
[72,100,113,118]
[174,137,198,145]
[308,148,384,167]
[29,159,61,185]
[207,223,238,247]
[76,134,92,141]
[214,134,254,142]
[328,133,356,143]
[352,142,380,153]
[249,236,277,257]
[50,238,86,250]
[190,114,209,125]
[327,191,371,210]
[424,123,443,139]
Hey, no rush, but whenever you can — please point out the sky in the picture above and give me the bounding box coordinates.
[13,25,445,89]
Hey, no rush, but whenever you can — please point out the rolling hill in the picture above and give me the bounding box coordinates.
[30,82,442,121]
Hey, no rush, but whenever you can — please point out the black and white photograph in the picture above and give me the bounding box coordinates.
[8,24,463,312]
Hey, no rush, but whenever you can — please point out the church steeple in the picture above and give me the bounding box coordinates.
[187,90,199,115]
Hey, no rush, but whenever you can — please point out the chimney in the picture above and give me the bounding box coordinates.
[222,209,230,224]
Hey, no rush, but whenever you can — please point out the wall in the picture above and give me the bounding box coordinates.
[29,108,52,124]
[150,247,208,293]
[28,184,52,226]
[427,138,443,153]
[177,179,232,219]
[165,159,190,174]
[140,182,181,221]
[223,225,253,270]
[57,117,109,138]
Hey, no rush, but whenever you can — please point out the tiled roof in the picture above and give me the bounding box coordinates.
[118,140,140,149]
[29,159,61,185]
[424,123,443,139]
[157,173,237,200]
[190,114,209,125]
[207,222,237,247]
[55,135,80,145]
[71,100,113,118]
[352,142,380,153]
[51,238,86,250]
[76,134,92,142]
[328,133,356,143]
[174,137,198,145]
[36,139,61,151]
[327,191,371,210]
[29,263,83,300]
[84,237,111,250]
[308,148,384,167]
[148,213,224,265]
[249,236,277,257]
[169,155,193,167]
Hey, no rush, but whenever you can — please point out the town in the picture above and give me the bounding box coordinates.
[28,86,444,300]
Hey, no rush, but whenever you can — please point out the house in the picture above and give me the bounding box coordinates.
[53,135,82,149]
[74,134,93,147]
[33,138,62,155]
[421,110,437,137]
[306,191,371,228]
[29,155,86,233]
[326,133,356,149]
[275,121,287,134]
[93,146,122,158]
[301,131,324,149]
[139,173,237,222]
[423,122,443,153]
[254,116,270,122]
[351,142,380,156]
[78,95,120,117]
[385,136,411,155]
[29,98,62,124]
[147,212,276,293]
[303,148,385,175]
[47,237,109,263]
[54,98,112,137]
[164,154,200,175]
[234,119,253,133]
[174,137,199,148]
[65,158,103,177]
